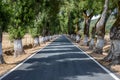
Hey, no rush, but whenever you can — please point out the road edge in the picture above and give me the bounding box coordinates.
[0,36,60,80]
[65,35,120,80]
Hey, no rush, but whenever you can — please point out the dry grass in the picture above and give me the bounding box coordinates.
[2,33,34,50]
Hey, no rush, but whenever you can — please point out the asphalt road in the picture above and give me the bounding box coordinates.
[1,35,119,80]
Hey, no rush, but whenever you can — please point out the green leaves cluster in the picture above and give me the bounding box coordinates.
[28,13,44,38]
[0,0,119,39]
[7,0,36,39]
[0,0,11,31]
[10,0,35,26]
[8,26,26,40]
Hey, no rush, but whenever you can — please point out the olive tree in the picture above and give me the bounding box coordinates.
[0,0,11,63]
[8,0,36,57]
[104,0,120,65]
[93,0,110,54]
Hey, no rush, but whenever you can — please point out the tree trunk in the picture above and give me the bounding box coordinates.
[104,1,120,64]
[0,42,5,64]
[40,37,43,43]
[43,36,46,43]
[89,17,100,50]
[89,26,96,49]
[50,35,52,41]
[94,0,109,54]
[83,35,89,46]
[0,29,5,64]
[76,34,80,43]
[33,37,40,47]
[104,40,120,64]
[83,11,93,46]
[46,36,49,41]
[75,22,81,43]
[89,38,95,49]
[94,36,105,54]
[14,39,25,57]
[68,12,71,35]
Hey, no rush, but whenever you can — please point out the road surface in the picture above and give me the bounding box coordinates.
[0,35,119,80]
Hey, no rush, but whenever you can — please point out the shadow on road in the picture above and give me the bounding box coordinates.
[2,36,113,80]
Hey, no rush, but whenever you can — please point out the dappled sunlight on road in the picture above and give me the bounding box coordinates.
[1,36,117,80]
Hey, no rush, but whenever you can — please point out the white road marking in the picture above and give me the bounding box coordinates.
[56,58,92,62]
[65,35,120,80]
[0,36,60,80]
[1,35,120,80]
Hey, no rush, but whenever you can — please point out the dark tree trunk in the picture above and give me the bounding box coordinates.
[104,1,120,65]
[94,0,110,54]
[83,11,93,46]
[75,23,81,43]
[0,29,5,64]
[68,12,71,35]
[14,39,25,57]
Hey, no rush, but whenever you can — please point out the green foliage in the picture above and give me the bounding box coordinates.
[59,11,69,33]
[105,16,116,33]
[28,13,43,38]
[10,0,36,26]
[8,26,26,40]
[29,26,40,38]
[7,0,37,39]
[0,0,118,39]
[0,0,11,31]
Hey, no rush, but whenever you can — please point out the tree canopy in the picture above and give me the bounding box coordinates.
[0,0,118,36]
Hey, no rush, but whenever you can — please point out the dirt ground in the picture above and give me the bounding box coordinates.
[0,36,56,76]
[69,34,120,75]
[2,33,34,49]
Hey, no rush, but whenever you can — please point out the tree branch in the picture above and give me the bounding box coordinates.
[83,10,87,18]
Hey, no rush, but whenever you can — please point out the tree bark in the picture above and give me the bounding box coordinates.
[40,37,43,43]
[33,37,40,47]
[83,11,93,46]
[89,17,101,49]
[104,40,120,64]
[75,22,81,43]
[68,12,71,35]
[104,1,120,64]
[94,0,110,54]
[0,42,5,64]
[0,29,5,64]
[14,39,25,57]
[89,26,96,49]
[49,35,52,41]
[76,34,80,43]
[43,36,46,43]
